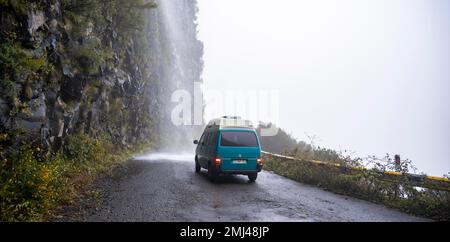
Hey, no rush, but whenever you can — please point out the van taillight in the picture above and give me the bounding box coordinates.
[214,157,221,167]
[257,158,263,165]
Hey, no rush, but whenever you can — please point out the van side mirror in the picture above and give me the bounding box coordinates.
[193,140,198,145]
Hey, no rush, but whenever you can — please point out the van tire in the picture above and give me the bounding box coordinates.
[248,173,257,182]
[207,163,217,182]
[195,157,201,173]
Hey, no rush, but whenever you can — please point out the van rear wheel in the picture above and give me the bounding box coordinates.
[248,173,257,182]
[195,158,201,173]
[207,163,217,182]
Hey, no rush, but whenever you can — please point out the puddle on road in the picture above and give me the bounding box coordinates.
[134,152,194,162]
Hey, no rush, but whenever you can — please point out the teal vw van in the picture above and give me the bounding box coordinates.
[193,116,263,182]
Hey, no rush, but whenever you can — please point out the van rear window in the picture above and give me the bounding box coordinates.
[220,131,258,147]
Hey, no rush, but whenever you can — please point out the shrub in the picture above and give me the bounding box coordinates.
[264,155,450,221]
[65,133,107,164]
[0,130,150,221]
[0,142,63,221]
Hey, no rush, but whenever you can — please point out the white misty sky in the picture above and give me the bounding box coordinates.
[196,0,450,176]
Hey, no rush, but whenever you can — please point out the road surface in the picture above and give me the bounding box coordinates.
[66,153,428,222]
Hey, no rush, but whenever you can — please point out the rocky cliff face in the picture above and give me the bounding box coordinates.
[0,0,203,151]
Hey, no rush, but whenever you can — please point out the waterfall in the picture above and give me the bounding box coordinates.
[145,0,204,151]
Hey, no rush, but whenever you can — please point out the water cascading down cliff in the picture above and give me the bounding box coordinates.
[0,0,203,152]
[147,0,204,151]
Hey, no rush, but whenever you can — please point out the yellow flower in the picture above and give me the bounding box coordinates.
[41,169,50,182]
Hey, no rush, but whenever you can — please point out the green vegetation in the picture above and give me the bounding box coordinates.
[62,0,156,39]
[264,149,450,221]
[61,0,156,76]
[0,0,198,222]
[0,130,152,221]
[257,123,342,162]
[259,124,449,220]
[0,40,52,125]
[0,0,31,15]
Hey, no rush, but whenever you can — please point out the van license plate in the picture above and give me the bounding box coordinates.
[233,159,247,164]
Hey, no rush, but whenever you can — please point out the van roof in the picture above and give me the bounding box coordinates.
[207,116,254,129]
[219,127,256,132]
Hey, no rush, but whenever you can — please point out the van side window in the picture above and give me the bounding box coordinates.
[199,133,206,145]
[207,133,211,145]
[206,132,211,146]
[210,132,217,146]
[204,132,210,146]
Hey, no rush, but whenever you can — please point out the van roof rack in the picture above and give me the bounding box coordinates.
[221,116,241,119]
[207,117,254,129]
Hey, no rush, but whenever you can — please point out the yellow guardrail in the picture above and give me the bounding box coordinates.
[261,151,450,191]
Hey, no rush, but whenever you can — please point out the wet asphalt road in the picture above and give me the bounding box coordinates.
[83,153,428,222]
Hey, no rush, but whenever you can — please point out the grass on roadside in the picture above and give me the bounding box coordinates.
[0,132,152,221]
[263,155,450,221]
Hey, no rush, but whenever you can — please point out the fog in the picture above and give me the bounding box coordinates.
[134,152,194,162]
[197,0,450,176]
